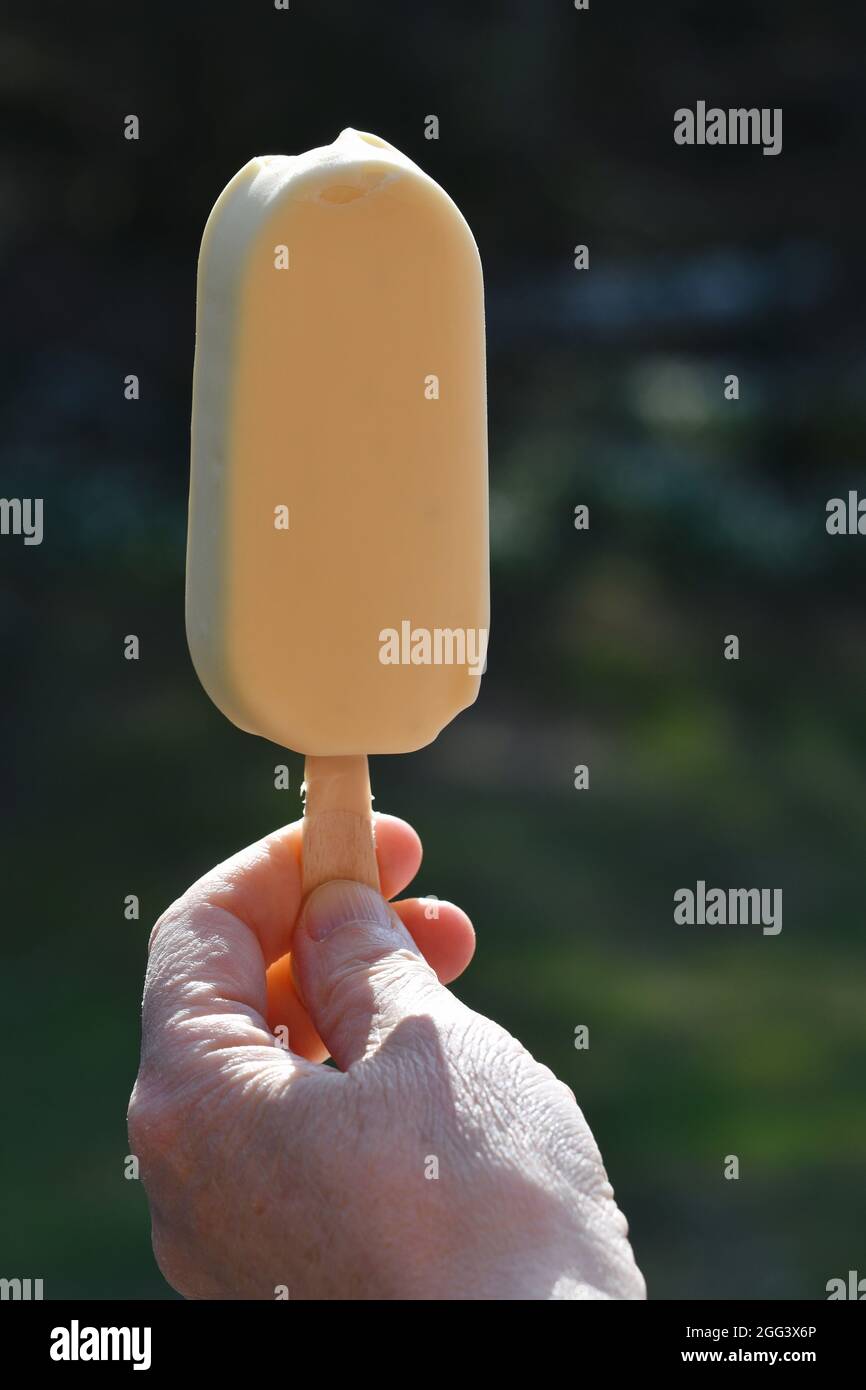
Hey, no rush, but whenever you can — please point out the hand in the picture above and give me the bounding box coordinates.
[128,816,645,1300]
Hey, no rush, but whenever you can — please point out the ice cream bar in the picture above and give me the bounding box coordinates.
[186,129,489,894]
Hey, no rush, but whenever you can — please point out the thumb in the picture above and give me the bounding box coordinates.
[292,880,455,1069]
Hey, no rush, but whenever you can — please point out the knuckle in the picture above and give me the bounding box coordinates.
[127,1071,189,1179]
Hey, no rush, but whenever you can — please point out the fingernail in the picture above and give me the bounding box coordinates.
[303,880,392,942]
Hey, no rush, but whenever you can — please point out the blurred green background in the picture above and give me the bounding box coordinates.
[1,0,865,1299]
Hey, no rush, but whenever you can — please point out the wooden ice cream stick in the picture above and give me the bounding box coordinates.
[301,753,380,895]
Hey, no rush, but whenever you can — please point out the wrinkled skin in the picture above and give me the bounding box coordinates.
[128,815,646,1301]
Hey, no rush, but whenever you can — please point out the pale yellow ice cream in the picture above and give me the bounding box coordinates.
[186,129,489,755]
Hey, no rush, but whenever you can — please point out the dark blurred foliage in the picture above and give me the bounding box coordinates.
[1,0,865,1299]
